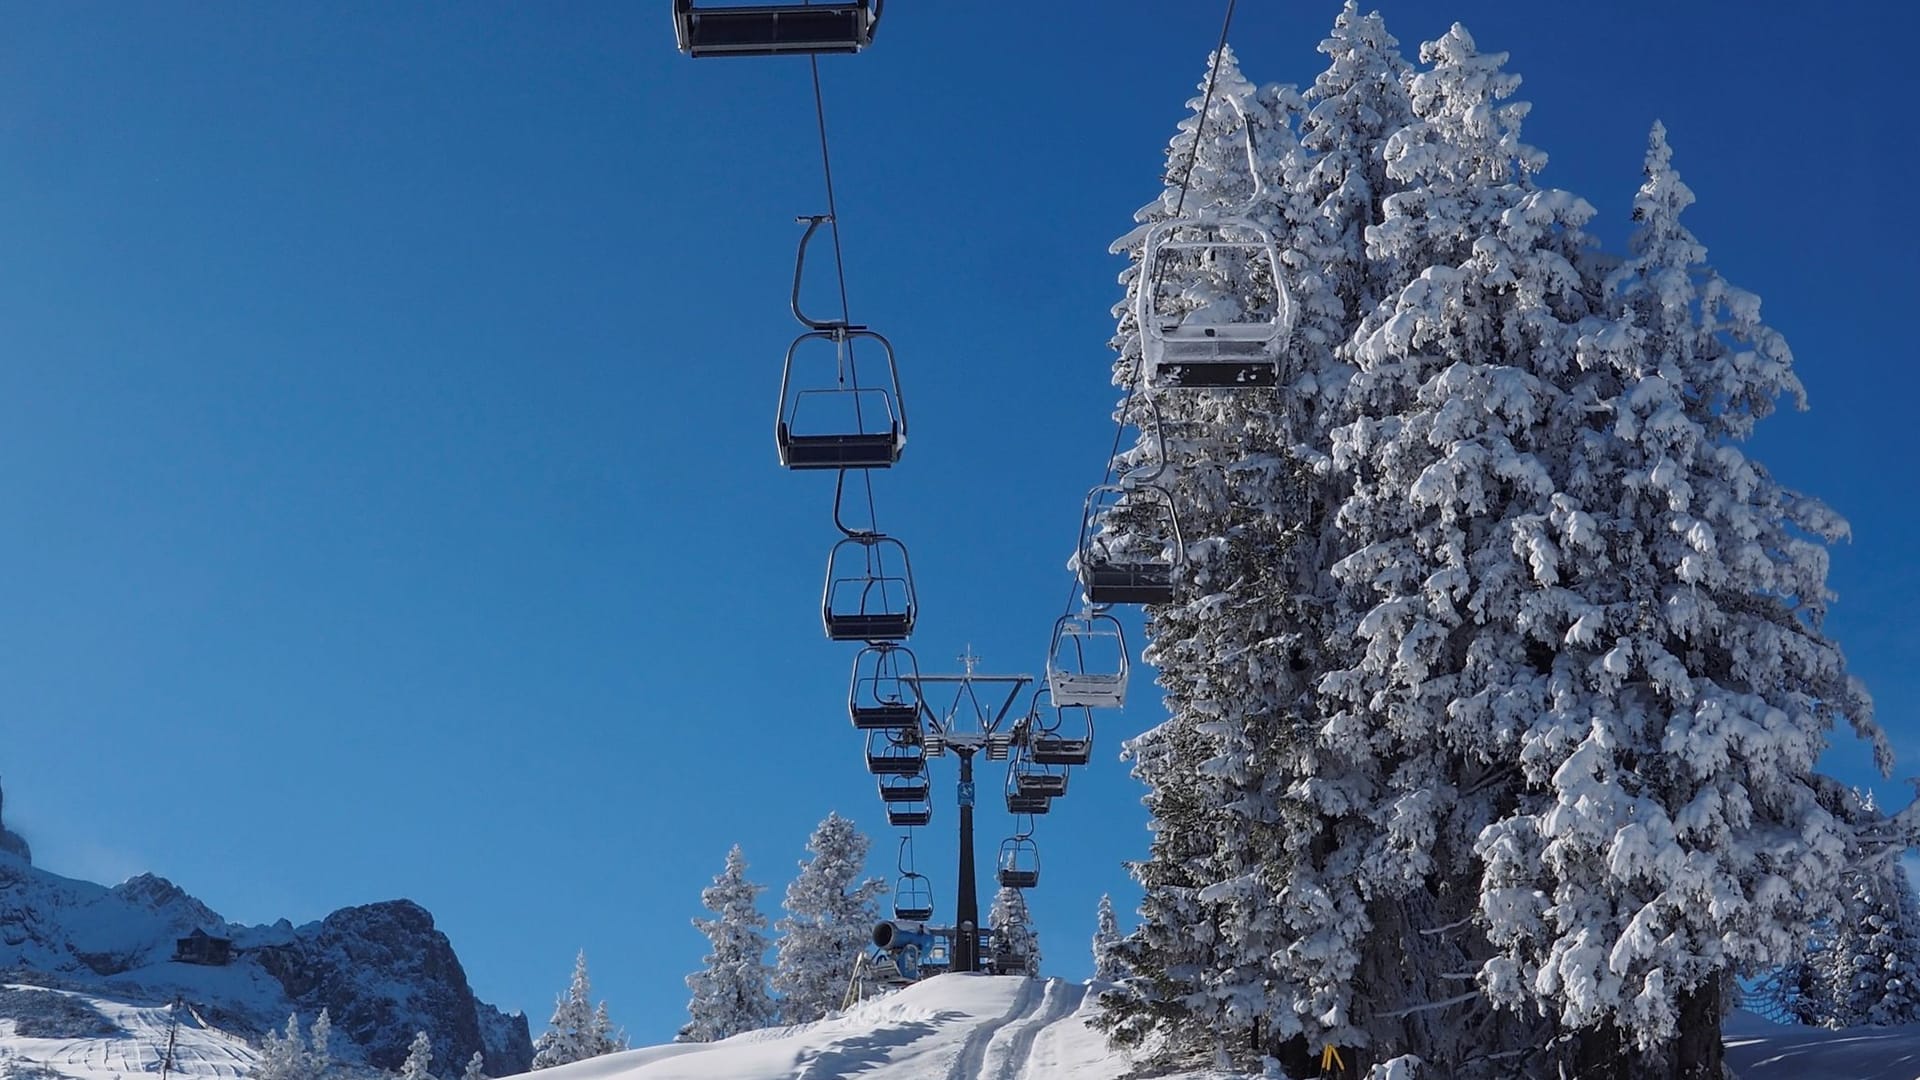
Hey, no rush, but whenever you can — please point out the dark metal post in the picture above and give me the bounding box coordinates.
[954,748,979,973]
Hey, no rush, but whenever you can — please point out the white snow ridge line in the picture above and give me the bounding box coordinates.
[945,977,1041,1080]
[992,978,1082,1080]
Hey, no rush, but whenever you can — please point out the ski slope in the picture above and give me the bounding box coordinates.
[509,973,1920,1080]
[0,983,260,1080]
[9,974,1920,1080]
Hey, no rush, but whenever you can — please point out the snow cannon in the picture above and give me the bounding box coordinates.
[872,920,938,981]
[872,920,936,952]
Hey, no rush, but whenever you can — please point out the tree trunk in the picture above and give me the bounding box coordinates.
[1672,975,1723,1079]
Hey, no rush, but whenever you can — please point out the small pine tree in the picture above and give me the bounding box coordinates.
[679,845,776,1042]
[989,887,1040,977]
[532,951,621,1068]
[397,1032,434,1080]
[252,1015,306,1080]
[1091,894,1125,982]
[460,1051,486,1080]
[773,812,887,1024]
[307,1010,330,1080]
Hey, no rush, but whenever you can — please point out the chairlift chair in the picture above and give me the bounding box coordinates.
[1026,688,1094,766]
[1077,483,1183,605]
[886,803,931,828]
[1047,610,1129,708]
[1011,756,1068,798]
[849,644,922,730]
[776,330,906,469]
[673,0,881,58]
[996,836,1040,889]
[1136,216,1293,389]
[824,534,917,642]
[892,871,933,922]
[865,730,924,776]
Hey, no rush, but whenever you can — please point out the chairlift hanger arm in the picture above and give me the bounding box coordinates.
[792,214,863,331]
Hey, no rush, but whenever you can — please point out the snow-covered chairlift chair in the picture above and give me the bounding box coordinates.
[1136,216,1293,389]
[1046,610,1129,708]
[673,0,881,58]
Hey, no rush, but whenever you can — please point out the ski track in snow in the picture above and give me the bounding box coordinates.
[1,986,258,1080]
[990,978,1081,1080]
[943,977,1040,1080]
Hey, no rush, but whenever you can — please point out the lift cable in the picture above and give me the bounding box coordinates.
[1059,0,1241,621]
[807,54,887,543]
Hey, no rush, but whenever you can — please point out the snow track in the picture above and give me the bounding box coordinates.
[943,976,1040,1080]
[987,978,1083,1080]
[0,985,259,1080]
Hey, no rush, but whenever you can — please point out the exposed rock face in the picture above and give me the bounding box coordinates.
[0,778,30,864]
[0,849,531,1075]
[256,900,532,1074]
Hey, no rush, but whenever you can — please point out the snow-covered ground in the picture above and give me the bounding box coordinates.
[0,983,260,1080]
[9,974,1920,1080]
[510,974,1920,1080]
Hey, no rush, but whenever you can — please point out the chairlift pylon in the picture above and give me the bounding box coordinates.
[673,0,882,58]
[824,533,917,642]
[1077,483,1183,605]
[1047,610,1129,708]
[776,217,907,470]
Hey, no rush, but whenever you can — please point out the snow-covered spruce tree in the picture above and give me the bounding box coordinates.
[460,1052,486,1080]
[1785,859,1920,1029]
[398,1032,434,1080]
[531,951,623,1068]
[772,812,886,1024]
[1094,45,1339,1068]
[989,887,1040,977]
[307,1010,330,1080]
[1091,893,1126,982]
[252,1015,308,1080]
[679,844,776,1042]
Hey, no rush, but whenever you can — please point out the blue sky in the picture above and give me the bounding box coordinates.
[2,0,1915,1047]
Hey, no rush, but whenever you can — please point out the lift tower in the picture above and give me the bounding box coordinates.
[905,651,1030,973]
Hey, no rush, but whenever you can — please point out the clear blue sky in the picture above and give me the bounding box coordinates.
[2,0,1915,1047]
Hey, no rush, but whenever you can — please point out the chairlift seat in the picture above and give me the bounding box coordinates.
[880,778,930,802]
[867,751,925,776]
[1049,672,1127,709]
[1005,793,1051,815]
[673,1,879,58]
[886,807,931,828]
[1031,736,1093,766]
[1082,563,1175,605]
[851,702,920,730]
[776,427,903,470]
[892,904,933,921]
[827,612,916,642]
[1014,773,1068,798]
[997,868,1039,889]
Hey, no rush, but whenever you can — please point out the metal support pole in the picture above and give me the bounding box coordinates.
[954,748,979,973]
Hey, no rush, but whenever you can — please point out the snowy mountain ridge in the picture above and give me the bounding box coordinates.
[0,841,531,1077]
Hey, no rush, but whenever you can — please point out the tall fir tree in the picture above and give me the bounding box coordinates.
[773,812,887,1024]
[679,844,776,1042]
[252,1015,307,1080]
[306,1010,330,1080]
[460,1051,487,1080]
